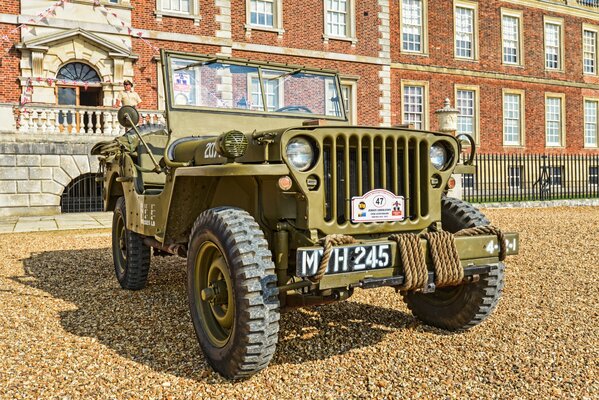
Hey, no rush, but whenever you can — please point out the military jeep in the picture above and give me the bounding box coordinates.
[92,50,518,379]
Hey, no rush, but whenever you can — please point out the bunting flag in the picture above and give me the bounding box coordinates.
[5,0,164,104]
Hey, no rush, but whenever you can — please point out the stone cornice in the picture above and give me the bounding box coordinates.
[503,0,599,21]
[391,62,599,90]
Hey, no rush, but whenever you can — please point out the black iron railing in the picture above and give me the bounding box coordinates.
[60,173,104,213]
[462,153,599,203]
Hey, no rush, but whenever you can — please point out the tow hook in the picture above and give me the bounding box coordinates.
[422,282,436,294]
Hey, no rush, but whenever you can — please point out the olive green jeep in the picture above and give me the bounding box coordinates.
[92,50,518,379]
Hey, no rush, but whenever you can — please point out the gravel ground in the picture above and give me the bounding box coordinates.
[0,206,597,399]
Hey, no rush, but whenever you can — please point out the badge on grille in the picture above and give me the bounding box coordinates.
[351,189,405,223]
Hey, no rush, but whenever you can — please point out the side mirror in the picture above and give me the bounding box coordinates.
[117,106,140,128]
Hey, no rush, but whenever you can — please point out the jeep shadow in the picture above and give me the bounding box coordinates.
[16,248,416,380]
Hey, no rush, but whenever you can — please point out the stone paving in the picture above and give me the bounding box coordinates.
[0,212,112,233]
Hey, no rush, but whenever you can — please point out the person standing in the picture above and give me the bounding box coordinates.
[115,80,142,108]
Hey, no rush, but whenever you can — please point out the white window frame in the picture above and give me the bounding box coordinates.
[247,73,285,112]
[155,0,200,25]
[454,85,480,144]
[400,0,428,55]
[502,89,525,147]
[323,0,357,44]
[401,80,429,130]
[453,0,478,61]
[501,8,523,66]
[544,16,564,71]
[245,0,284,35]
[584,98,599,148]
[545,93,566,148]
[583,24,598,76]
[340,80,358,124]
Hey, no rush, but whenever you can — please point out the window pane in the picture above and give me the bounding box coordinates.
[503,93,521,145]
[546,97,562,146]
[457,89,475,137]
[584,30,597,74]
[402,0,423,52]
[508,166,521,188]
[455,7,474,58]
[585,100,598,147]
[250,0,275,27]
[162,0,191,13]
[502,15,519,64]
[326,0,348,37]
[403,85,425,129]
[545,23,561,69]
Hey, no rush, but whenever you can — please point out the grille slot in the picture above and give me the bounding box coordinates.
[323,133,426,224]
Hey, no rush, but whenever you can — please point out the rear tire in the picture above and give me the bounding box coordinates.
[112,197,151,290]
[187,207,280,379]
[402,197,505,331]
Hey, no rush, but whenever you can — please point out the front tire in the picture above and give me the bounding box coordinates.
[112,197,151,290]
[403,197,505,331]
[187,207,280,379]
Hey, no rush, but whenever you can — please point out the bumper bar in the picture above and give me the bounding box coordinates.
[295,232,519,290]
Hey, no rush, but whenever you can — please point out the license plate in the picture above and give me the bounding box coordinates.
[296,243,392,277]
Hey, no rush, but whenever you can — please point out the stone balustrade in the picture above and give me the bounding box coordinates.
[571,0,599,9]
[16,105,165,136]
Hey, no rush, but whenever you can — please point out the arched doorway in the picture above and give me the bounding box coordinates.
[56,62,102,133]
[60,173,103,213]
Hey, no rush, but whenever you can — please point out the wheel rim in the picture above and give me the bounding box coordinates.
[115,211,127,276]
[194,241,234,348]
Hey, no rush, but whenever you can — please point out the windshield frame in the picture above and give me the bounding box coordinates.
[162,51,348,122]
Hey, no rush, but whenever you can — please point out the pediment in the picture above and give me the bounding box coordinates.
[17,28,137,59]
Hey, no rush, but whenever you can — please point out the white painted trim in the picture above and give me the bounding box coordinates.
[233,42,386,65]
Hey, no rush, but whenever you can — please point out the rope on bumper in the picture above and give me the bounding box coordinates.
[388,234,428,291]
[455,225,507,261]
[310,234,357,283]
[421,231,463,287]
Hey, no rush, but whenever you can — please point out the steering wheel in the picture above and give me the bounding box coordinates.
[275,105,313,114]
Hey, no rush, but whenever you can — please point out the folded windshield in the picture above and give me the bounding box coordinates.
[169,57,344,118]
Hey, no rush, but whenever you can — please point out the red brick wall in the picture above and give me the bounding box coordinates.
[0,24,21,104]
[131,39,220,109]
[233,50,382,125]
[232,0,381,58]
[390,0,599,153]
[391,69,597,154]
[0,1,20,104]
[130,0,217,36]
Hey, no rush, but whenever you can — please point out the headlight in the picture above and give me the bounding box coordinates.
[286,137,314,171]
[430,143,449,170]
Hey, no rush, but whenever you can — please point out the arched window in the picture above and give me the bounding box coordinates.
[61,173,103,213]
[57,62,101,82]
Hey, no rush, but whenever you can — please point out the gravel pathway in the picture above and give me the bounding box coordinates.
[0,207,597,399]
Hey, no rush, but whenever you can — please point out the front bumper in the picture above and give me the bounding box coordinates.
[296,232,519,290]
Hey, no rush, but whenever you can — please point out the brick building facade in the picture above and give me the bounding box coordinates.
[0,0,598,216]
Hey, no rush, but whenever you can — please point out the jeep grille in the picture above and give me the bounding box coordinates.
[323,133,430,224]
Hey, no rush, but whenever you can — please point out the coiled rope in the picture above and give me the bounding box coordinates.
[388,225,507,291]
[388,234,428,290]
[310,234,357,283]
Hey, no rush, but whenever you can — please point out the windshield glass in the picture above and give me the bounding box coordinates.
[169,57,344,118]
